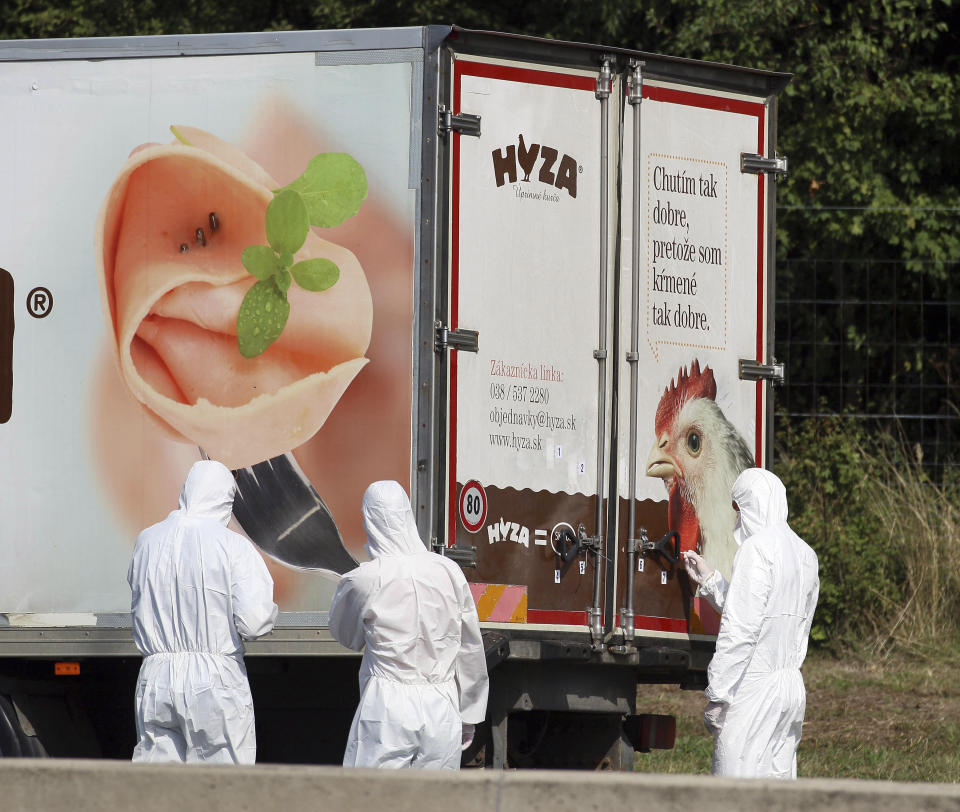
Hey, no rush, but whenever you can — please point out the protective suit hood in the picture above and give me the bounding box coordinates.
[361,480,425,558]
[731,468,788,545]
[178,460,236,526]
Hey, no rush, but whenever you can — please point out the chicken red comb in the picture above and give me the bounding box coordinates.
[654,360,717,436]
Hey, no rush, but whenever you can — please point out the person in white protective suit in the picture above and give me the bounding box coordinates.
[329,480,489,769]
[685,468,819,778]
[128,459,278,764]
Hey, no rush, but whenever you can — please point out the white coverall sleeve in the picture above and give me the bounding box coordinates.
[798,563,820,665]
[455,581,489,725]
[704,540,772,705]
[328,570,373,652]
[697,570,729,614]
[232,543,278,640]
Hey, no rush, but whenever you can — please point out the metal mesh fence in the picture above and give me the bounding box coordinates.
[774,258,960,468]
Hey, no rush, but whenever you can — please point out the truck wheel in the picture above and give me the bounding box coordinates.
[0,695,47,758]
[0,697,21,757]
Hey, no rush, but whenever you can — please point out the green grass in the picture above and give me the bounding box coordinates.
[633,649,960,782]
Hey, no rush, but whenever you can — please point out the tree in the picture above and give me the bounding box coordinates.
[4,0,959,446]
[641,0,960,270]
[8,0,954,264]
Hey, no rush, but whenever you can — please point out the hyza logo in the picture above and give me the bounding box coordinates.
[487,517,530,548]
[491,134,579,199]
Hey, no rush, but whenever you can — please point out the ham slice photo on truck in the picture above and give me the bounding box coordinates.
[94,118,384,585]
[96,125,372,470]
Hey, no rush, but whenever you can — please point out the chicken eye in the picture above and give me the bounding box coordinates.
[686,430,702,456]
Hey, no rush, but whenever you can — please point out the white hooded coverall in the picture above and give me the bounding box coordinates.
[128,460,278,764]
[329,481,489,769]
[705,468,820,778]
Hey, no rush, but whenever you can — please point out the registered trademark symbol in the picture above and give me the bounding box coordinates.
[26,286,53,318]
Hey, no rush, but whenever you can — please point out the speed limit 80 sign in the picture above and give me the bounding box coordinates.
[458,480,487,534]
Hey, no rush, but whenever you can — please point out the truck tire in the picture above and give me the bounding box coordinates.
[0,695,47,758]
[0,696,20,757]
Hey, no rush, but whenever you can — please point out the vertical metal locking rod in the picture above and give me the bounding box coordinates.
[622,60,644,645]
[589,57,613,646]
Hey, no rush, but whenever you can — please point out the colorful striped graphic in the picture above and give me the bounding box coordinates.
[469,583,527,623]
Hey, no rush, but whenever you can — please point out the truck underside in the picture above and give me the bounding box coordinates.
[0,628,702,766]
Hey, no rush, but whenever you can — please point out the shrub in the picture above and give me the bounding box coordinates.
[775,413,960,653]
[864,441,960,656]
[774,414,898,644]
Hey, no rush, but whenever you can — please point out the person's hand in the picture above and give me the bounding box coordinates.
[683,550,714,586]
[461,723,475,751]
[703,701,725,736]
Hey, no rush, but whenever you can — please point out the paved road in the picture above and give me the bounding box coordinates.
[1,759,958,812]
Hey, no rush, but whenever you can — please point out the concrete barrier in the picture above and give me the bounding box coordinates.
[0,759,957,812]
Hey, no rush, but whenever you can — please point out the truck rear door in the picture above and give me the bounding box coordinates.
[615,65,780,637]
[441,53,615,632]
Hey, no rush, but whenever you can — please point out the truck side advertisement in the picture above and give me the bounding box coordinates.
[0,51,419,614]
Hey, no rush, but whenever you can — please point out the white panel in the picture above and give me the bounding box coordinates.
[0,53,416,613]
[619,86,765,506]
[454,70,602,496]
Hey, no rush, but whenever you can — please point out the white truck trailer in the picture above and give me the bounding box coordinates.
[0,25,788,767]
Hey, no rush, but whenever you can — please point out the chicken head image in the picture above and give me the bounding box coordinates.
[646,361,753,580]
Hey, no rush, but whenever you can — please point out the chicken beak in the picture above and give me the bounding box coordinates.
[646,434,675,484]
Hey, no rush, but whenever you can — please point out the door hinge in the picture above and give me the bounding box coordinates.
[740,152,788,178]
[438,105,481,138]
[739,359,785,384]
[435,322,479,353]
[595,56,614,100]
[627,59,644,106]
